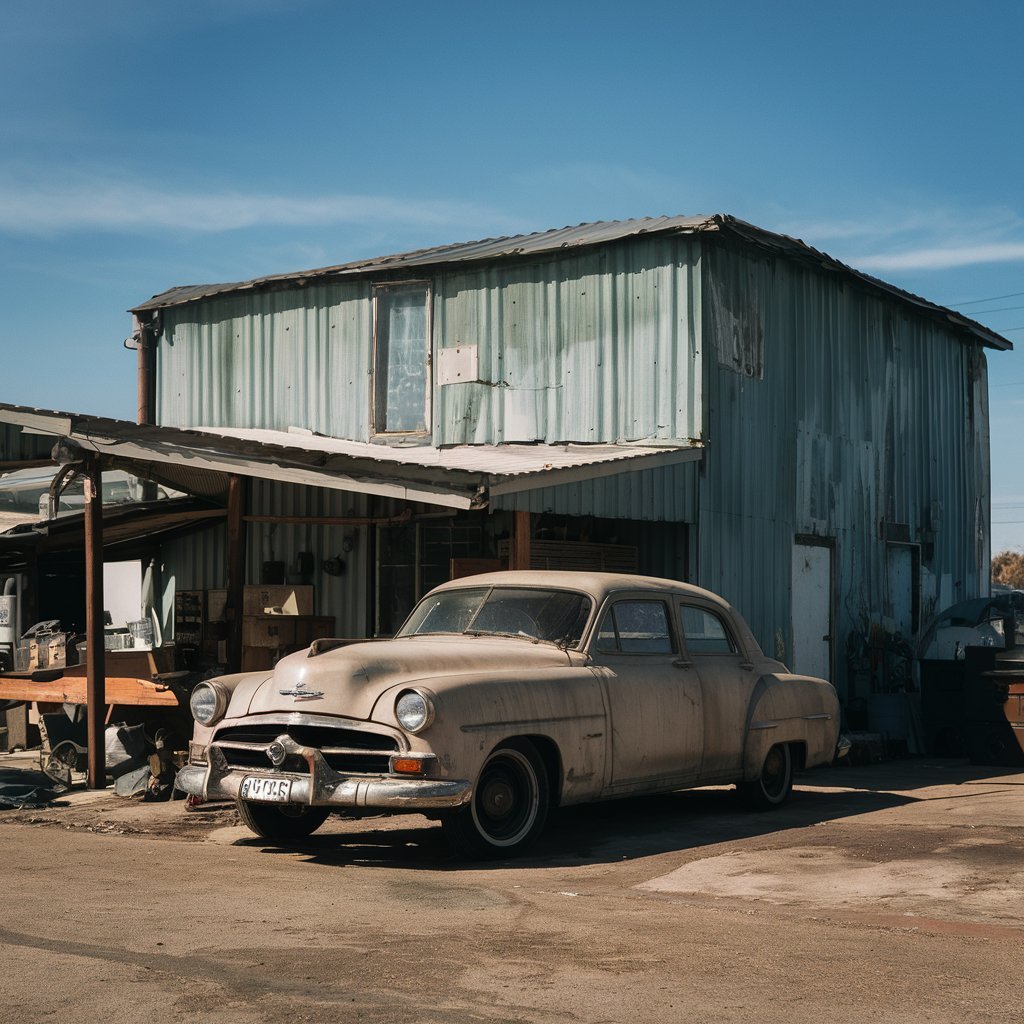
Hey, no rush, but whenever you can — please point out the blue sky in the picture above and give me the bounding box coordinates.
[2,1,1023,551]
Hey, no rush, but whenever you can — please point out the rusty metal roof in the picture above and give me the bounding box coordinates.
[0,405,702,511]
[129,214,1011,351]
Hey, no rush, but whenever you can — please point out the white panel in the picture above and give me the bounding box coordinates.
[104,560,143,629]
[436,344,478,386]
[791,544,831,679]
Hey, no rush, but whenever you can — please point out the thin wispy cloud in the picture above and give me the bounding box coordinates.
[0,170,504,236]
[854,243,1024,272]
[776,205,1024,274]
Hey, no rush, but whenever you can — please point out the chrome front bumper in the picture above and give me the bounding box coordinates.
[175,732,471,811]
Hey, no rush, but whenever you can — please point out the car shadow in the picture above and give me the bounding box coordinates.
[237,767,929,871]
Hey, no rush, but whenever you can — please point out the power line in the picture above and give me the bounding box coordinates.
[991,380,1024,388]
[952,290,1024,307]
[960,303,1024,315]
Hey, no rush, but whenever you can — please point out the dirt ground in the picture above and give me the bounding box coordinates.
[1,754,1023,1024]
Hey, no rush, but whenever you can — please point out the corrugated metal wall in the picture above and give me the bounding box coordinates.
[490,459,698,523]
[157,283,373,437]
[155,238,704,449]
[159,481,372,640]
[698,238,990,692]
[0,423,53,462]
[433,238,703,443]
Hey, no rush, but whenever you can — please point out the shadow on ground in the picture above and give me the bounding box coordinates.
[238,768,929,871]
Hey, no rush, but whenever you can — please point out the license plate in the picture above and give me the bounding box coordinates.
[240,776,292,802]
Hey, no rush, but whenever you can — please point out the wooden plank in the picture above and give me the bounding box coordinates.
[0,675,180,706]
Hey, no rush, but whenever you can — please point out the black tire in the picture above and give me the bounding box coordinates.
[443,739,549,859]
[236,800,330,840]
[738,743,793,810]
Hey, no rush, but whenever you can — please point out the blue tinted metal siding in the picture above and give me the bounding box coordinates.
[433,238,703,444]
[157,283,372,438]
[698,240,990,680]
[155,238,704,449]
[490,460,698,523]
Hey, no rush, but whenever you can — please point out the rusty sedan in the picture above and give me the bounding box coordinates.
[176,572,842,858]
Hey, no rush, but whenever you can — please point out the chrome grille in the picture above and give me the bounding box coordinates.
[213,723,399,775]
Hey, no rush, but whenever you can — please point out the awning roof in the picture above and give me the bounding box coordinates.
[0,404,703,510]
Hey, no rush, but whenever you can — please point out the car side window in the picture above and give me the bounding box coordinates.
[596,600,676,654]
[679,605,737,655]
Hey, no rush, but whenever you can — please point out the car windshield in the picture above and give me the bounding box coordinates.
[398,586,593,648]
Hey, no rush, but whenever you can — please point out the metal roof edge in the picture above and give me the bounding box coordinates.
[127,212,1011,351]
[714,216,1012,352]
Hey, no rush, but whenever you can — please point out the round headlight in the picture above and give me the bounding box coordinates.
[395,690,435,733]
[189,681,228,726]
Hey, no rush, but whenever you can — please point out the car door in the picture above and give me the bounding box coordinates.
[676,601,758,779]
[588,595,704,792]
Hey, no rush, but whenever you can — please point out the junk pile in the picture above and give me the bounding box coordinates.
[38,705,181,798]
[0,765,67,809]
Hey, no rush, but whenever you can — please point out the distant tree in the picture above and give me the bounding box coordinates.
[992,550,1024,589]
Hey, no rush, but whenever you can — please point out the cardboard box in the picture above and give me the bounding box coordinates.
[241,615,335,649]
[242,616,297,649]
[243,585,313,617]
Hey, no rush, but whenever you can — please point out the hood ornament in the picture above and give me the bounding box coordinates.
[278,678,324,700]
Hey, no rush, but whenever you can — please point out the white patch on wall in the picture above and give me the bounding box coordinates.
[437,344,479,385]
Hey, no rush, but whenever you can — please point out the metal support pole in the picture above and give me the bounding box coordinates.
[226,475,248,673]
[136,317,155,426]
[83,456,106,789]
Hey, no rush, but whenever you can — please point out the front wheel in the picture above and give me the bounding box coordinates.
[236,800,330,840]
[443,740,549,859]
[738,743,793,810]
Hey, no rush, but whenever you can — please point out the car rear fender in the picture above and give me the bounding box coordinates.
[741,673,841,780]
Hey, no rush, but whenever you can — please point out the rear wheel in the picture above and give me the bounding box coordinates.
[738,743,793,810]
[236,800,330,840]
[443,740,549,859]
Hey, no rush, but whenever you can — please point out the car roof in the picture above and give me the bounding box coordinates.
[429,570,734,611]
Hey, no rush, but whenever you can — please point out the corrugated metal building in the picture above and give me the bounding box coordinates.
[124,214,1009,707]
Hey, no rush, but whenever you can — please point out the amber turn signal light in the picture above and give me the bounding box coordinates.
[392,757,426,775]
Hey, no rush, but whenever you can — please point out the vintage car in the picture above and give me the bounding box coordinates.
[176,571,843,857]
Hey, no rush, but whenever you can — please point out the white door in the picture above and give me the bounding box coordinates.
[791,543,832,680]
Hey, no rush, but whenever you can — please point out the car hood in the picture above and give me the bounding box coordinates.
[236,635,575,720]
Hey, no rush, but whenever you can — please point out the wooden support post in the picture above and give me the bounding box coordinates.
[83,456,107,789]
[511,510,532,571]
[226,475,248,673]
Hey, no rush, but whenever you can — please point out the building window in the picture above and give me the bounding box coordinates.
[373,283,430,435]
